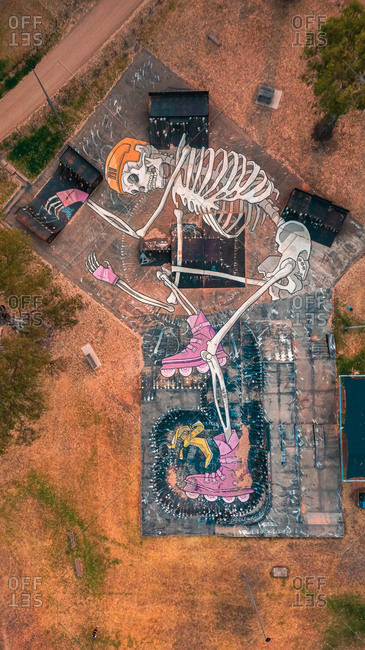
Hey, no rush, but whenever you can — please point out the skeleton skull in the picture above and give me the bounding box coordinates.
[121,144,168,194]
[258,220,311,300]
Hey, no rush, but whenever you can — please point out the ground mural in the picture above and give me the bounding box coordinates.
[84,134,312,528]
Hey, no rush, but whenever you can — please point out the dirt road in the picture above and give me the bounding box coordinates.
[0,0,145,141]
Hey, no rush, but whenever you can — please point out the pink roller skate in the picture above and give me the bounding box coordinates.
[160,310,228,377]
[184,430,254,503]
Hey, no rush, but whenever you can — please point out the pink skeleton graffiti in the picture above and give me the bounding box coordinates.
[86,135,312,503]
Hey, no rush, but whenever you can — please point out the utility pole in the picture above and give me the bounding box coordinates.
[30,64,64,129]
[243,572,271,643]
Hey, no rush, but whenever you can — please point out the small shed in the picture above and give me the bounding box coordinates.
[59,146,103,192]
[149,90,209,149]
[282,188,348,247]
[81,344,101,370]
[15,146,102,243]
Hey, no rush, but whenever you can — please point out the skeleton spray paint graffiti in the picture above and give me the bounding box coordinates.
[85,135,311,524]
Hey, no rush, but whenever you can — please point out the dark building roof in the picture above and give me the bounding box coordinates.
[15,146,102,243]
[149,91,209,149]
[343,377,365,479]
[15,206,59,242]
[149,91,209,118]
[60,146,103,189]
[282,188,348,247]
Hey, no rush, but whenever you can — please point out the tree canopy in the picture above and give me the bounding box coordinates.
[0,228,83,453]
[303,1,365,121]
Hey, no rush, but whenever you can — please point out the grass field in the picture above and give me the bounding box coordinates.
[0,168,17,206]
[2,52,128,179]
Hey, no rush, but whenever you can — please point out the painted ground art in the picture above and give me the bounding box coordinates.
[20,51,364,536]
[84,118,315,529]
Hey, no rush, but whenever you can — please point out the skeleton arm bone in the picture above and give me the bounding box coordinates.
[86,252,174,312]
[115,277,175,312]
[87,199,139,239]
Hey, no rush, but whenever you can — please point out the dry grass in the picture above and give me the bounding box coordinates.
[139,0,365,224]
[0,168,17,207]
[0,271,364,649]
[1,1,365,647]
[0,0,94,73]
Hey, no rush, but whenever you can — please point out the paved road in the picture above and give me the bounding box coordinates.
[0,0,144,141]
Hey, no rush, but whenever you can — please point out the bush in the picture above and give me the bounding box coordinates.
[324,595,365,648]
[8,124,64,178]
[312,115,338,142]
[0,58,10,81]
[0,49,45,96]
[0,229,83,452]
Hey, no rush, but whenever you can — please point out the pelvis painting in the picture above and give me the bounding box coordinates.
[85,135,312,535]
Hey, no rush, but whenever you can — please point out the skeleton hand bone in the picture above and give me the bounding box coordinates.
[86,252,174,312]
[86,254,120,285]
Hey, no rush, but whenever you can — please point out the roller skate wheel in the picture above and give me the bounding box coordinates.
[179,367,192,377]
[238,494,250,503]
[222,497,235,503]
[160,367,175,378]
[204,495,218,502]
[219,356,227,367]
[197,363,209,374]
[185,491,199,499]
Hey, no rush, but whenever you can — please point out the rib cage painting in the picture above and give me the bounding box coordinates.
[85,132,312,534]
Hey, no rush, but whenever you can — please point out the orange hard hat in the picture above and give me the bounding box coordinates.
[105,137,147,194]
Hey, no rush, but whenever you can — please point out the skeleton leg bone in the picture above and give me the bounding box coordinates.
[200,259,296,444]
[157,269,197,316]
[166,208,184,304]
[171,264,285,289]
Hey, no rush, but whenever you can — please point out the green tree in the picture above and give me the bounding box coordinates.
[0,228,83,453]
[303,1,365,141]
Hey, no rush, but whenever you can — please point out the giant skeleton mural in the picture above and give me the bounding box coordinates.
[85,135,312,511]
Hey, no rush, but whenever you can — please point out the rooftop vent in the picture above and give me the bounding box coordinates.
[256,86,275,106]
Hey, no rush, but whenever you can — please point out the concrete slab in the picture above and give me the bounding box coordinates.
[5,49,363,537]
